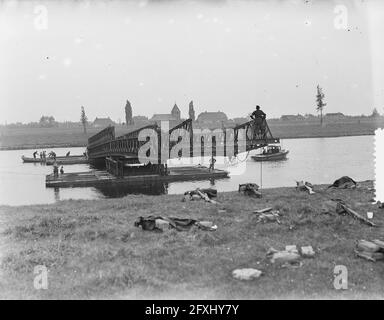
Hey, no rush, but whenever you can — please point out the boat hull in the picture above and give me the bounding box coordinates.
[21,156,43,163]
[251,150,289,161]
[22,155,87,165]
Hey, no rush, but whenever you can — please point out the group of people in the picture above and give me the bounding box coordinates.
[32,150,73,161]
[32,150,48,160]
[32,150,56,160]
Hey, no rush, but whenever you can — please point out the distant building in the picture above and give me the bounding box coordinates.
[326,112,344,116]
[233,117,249,124]
[325,112,345,118]
[280,114,305,121]
[130,115,149,126]
[150,114,178,122]
[150,103,182,126]
[188,101,195,121]
[125,100,133,125]
[304,113,317,119]
[280,115,295,121]
[93,117,115,128]
[171,103,181,120]
[197,111,228,124]
[133,115,148,122]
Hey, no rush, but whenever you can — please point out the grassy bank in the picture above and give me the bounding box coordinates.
[0,127,128,150]
[268,120,380,139]
[0,120,382,150]
[0,181,383,299]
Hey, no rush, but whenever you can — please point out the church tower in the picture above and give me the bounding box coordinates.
[188,100,195,121]
[125,100,133,125]
[171,103,181,120]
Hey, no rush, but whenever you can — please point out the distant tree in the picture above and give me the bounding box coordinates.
[316,85,327,125]
[371,107,380,117]
[189,100,195,121]
[125,100,133,125]
[39,115,56,128]
[80,106,88,134]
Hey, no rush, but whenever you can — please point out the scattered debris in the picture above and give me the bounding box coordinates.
[183,188,218,204]
[333,199,377,227]
[267,245,316,264]
[296,181,315,194]
[285,245,299,254]
[253,207,281,223]
[328,176,357,189]
[355,251,384,262]
[238,183,261,198]
[195,221,218,231]
[300,246,315,258]
[254,210,281,224]
[232,268,262,280]
[134,216,217,232]
[356,239,382,252]
[267,247,301,265]
[196,189,218,204]
[373,239,384,248]
[155,218,172,231]
[355,239,384,262]
[253,207,273,214]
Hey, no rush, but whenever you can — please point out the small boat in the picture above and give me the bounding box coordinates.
[251,145,289,161]
[21,156,45,163]
[22,155,87,164]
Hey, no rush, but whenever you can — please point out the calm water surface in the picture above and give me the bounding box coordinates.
[0,135,374,206]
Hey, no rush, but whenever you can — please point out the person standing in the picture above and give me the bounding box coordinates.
[209,155,216,172]
[250,105,267,137]
[250,105,266,120]
[60,166,64,174]
[53,161,59,178]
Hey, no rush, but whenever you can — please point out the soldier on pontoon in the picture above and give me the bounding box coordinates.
[250,105,267,137]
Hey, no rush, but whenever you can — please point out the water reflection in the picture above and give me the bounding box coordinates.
[54,187,60,201]
[94,182,168,197]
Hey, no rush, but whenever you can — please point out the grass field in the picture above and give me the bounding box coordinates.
[0,126,130,150]
[0,181,383,299]
[0,119,383,150]
[268,120,381,139]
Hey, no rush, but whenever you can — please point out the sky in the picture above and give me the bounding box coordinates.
[0,0,383,123]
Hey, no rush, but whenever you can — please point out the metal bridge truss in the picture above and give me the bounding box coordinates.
[87,118,279,163]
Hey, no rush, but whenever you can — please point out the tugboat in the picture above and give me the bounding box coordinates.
[251,145,289,161]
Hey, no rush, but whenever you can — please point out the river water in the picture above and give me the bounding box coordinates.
[0,135,374,206]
